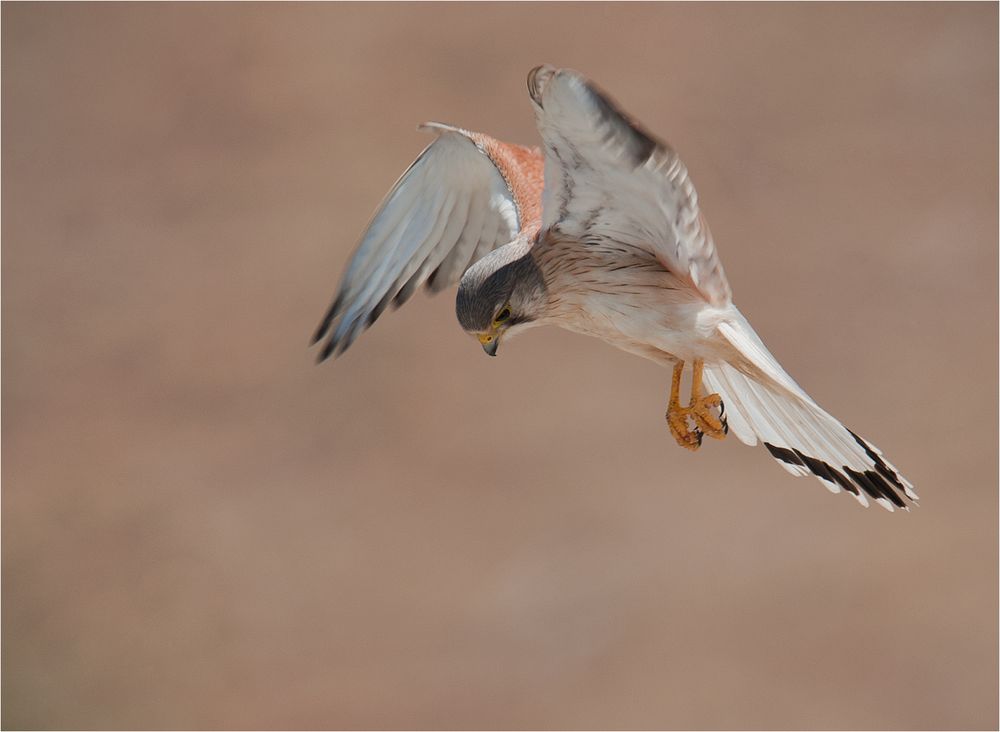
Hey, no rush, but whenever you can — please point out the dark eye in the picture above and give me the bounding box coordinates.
[495,307,511,323]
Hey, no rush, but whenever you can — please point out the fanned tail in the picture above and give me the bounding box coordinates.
[704,314,917,511]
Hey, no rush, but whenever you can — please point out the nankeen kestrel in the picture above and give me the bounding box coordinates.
[312,65,916,510]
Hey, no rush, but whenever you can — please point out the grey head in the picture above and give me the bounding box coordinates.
[455,238,548,356]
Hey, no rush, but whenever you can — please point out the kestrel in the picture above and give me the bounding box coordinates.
[312,65,916,511]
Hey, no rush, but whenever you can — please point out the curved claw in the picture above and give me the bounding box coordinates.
[667,407,703,451]
[692,393,727,439]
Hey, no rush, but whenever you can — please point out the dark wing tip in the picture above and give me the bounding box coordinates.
[764,442,805,467]
[312,294,369,364]
[314,331,353,364]
[317,335,337,363]
[311,293,344,345]
[532,65,660,168]
[562,70,660,167]
[763,441,913,510]
[314,310,373,364]
[846,428,916,500]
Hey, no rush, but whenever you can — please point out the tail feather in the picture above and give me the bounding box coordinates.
[705,314,917,511]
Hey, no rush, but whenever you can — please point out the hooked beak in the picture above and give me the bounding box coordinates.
[478,332,500,357]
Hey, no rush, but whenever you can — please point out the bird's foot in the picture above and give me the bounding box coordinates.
[693,392,728,440]
[666,393,728,451]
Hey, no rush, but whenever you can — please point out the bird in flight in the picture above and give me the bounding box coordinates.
[312,65,916,511]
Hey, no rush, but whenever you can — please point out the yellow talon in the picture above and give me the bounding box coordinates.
[665,359,727,451]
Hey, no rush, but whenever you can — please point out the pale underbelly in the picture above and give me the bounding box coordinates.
[537,246,739,365]
[549,294,738,365]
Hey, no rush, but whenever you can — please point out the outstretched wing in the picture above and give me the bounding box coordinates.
[704,313,917,511]
[312,123,544,360]
[527,65,731,307]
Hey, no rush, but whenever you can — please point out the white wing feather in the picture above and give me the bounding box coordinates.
[527,66,914,510]
[706,312,918,510]
[528,65,731,306]
[313,126,522,359]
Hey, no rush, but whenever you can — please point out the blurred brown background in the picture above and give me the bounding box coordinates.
[2,3,997,729]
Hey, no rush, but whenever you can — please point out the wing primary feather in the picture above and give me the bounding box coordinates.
[311,126,543,360]
[427,189,489,292]
[327,197,441,348]
[312,292,344,345]
[397,192,472,300]
[375,191,471,319]
[530,66,732,306]
[710,311,913,509]
[329,191,455,354]
[335,149,437,297]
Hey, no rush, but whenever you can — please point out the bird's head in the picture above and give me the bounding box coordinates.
[455,242,547,357]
